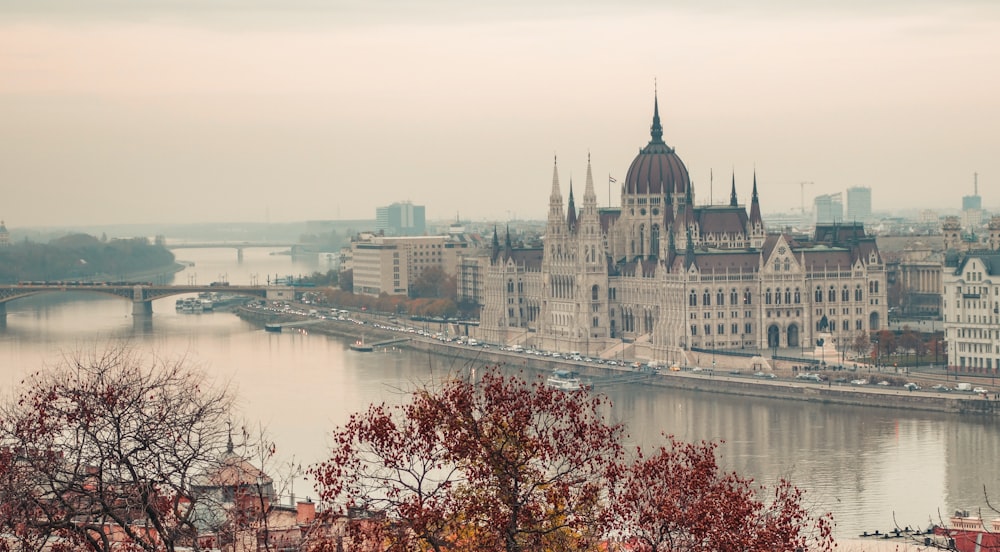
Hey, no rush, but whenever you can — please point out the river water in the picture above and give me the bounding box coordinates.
[1,246,997,538]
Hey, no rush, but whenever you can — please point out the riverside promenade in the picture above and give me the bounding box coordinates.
[235,306,998,416]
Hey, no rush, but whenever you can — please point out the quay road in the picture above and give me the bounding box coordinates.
[0,282,296,317]
[235,303,1000,416]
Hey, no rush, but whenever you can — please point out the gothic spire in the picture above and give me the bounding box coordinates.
[583,152,597,207]
[650,86,664,144]
[749,170,762,227]
[491,226,500,262]
[549,155,562,202]
[566,181,578,231]
[730,172,738,207]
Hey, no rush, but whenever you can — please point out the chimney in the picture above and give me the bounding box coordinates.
[297,498,316,525]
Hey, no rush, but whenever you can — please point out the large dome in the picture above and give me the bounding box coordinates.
[623,98,690,196]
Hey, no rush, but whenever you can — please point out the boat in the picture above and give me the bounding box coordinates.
[264,323,282,333]
[546,369,589,391]
[349,336,373,352]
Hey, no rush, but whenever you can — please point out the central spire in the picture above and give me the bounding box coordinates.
[650,85,664,144]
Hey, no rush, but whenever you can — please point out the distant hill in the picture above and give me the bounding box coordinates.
[0,235,175,284]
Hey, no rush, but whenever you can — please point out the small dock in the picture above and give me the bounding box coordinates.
[263,319,326,332]
[368,337,411,348]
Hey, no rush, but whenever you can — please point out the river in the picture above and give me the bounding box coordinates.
[1,246,997,538]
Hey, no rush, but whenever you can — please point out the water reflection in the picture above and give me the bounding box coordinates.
[0,248,997,536]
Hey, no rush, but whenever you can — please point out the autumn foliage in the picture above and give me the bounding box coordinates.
[0,344,238,552]
[311,368,835,552]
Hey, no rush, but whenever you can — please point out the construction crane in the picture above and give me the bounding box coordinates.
[799,182,815,216]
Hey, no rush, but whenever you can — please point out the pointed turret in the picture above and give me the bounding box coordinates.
[491,226,501,262]
[749,171,762,227]
[583,153,597,212]
[504,224,514,258]
[684,227,696,269]
[566,181,578,232]
[730,172,738,207]
[650,90,664,144]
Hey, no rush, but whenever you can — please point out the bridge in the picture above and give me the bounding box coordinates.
[0,283,297,318]
[165,241,297,261]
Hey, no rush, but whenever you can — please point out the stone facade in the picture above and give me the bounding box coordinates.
[479,96,889,365]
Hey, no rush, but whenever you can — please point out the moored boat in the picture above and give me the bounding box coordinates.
[546,369,589,391]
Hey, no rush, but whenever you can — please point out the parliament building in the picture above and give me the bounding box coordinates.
[478,96,888,366]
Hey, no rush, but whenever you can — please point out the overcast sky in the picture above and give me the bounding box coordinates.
[2,1,999,227]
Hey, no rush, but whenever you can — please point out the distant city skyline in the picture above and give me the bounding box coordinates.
[2,1,999,227]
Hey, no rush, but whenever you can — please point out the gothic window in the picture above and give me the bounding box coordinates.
[784,259,790,271]
[718,323,725,335]
[766,289,772,305]
[784,289,792,304]
[691,324,698,336]
[716,289,724,305]
[703,290,711,306]
[841,286,849,302]
[704,324,711,335]
[774,260,780,271]
[743,289,752,305]
[828,286,836,302]
[689,290,697,306]
[794,288,801,303]
[507,280,514,293]
[775,289,782,305]
[730,289,738,305]
[815,286,823,302]
[592,285,599,301]
[518,280,523,293]
[855,286,863,301]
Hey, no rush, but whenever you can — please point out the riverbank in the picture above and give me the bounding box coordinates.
[233,307,998,416]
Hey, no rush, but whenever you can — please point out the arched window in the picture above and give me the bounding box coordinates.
[743,289,752,305]
[841,286,849,302]
[855,286,863,301]
[874,281,879,293]
[507,280,514,293]
[730,288,738,305]
[716,289,724,305]
[794,288,801,303]
[783,259,790,271]
[689,290,697,306]
[774,260,780,271]
[815,286,823,302]
[592,284,599,301]
[784,288,792,304]
[703,290,711,306]
[775,289,782,305]
[766,289,773,304]
[828,285,836,302]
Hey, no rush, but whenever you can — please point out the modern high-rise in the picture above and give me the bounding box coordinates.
[375,201,426,236]
[846,187,872,223]
[814,193,843,224]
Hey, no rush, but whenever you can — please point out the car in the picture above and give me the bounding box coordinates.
[850,379,869,386]
[754,372,777,379]
[974,387,989,394]
[876,381,890,386]
[932,384,950,392]
[903,382,920,391]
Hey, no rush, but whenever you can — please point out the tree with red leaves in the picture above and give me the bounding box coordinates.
[607,437,835,552]
[310,368,623,552]
[0,344,244,552]
[311,369,835,552]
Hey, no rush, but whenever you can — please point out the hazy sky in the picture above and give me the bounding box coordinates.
[3,1,999,227]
